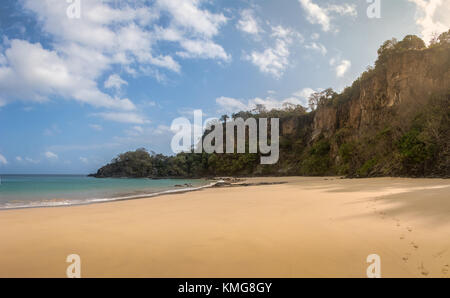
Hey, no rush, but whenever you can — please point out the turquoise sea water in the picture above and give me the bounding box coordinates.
[0,175,212,209]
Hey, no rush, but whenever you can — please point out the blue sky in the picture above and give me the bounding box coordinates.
[0,0,448,174]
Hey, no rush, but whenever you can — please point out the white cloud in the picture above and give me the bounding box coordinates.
[48,143,120,152]
[79,157,89,164]
[43,124,62,136]
[133,126,144,133]
[305,42,327,55]
[45,151,58,159]
[154,25,230,62]
[177,39,230,61]
[0,153,8,165]
[0,0,229,110]
[293,88,316,99]
[311,32,320,40]
[292,87,323,107]
[104,74,128,91]
[89,124,103,131]
[154,125,172,135]
[245,25,300,78]
[299,0,331,32]
[237,9,261,35]
[335,59,351,77]
[408,0,450,44]
[21,1,177,71]
[298,0,357,32]
[0,53,6,66]
[110,124,177,152]
[216,96,249,113]
[94,112,150,124]
[249,97,305,110]
[2,0,155,110]
[154,0,229,61]
[156,0,227,38]
[245,41,289,78]
[125,125,144,137]
[125,125,145,136]
[17,155,51,165]
[326,4,357,17]
[0,39,135,110]
[216,90,313,114]
[271,25,300,40]
[25,157,40,164]
[142,100,157,107]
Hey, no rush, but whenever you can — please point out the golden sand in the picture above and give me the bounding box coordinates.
[0,177,449,277]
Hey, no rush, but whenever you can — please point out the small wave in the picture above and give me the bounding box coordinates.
[0,182,217,210]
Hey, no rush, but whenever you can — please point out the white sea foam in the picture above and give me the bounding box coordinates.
[0,182,217,210]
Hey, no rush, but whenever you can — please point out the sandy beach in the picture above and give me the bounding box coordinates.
[0,177,449,278]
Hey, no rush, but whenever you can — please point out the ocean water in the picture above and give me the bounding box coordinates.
[0,175,212,210]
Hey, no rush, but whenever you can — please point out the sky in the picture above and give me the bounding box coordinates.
[0,0,449,174]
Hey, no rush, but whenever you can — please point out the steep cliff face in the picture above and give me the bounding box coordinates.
[314,47,450,137]
[309,44,449,177]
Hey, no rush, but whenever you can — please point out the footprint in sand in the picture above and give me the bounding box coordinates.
[442,265,449,275]
[402,252,411,263]
[433,249,448,259]
[410,242,419,249]
[407,227,413,232]
[418,263,429,276]
[400,235,405,240]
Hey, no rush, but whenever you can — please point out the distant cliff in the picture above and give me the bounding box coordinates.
[92,32,450,179]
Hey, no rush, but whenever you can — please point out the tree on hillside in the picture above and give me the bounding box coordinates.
[377,38,398,56]
[252,104,267,115]
[308,88,337,111]
[438,29,450,44]
[376,38,398,66]
[430,32,440,46]
[397,35,426,50]
[308,92,321,111]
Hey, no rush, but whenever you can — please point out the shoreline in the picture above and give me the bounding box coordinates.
[0,180,217,211]
[0,176,449,277]
[0,177,290,211]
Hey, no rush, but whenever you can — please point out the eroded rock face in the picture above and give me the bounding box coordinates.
[312,106,337,139]
[281,118,297,135]
[281,114,315,137]
[312,48,450,136]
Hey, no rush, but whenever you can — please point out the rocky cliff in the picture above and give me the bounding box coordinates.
[93,33,450,179]
[314,47,449,136]
[306,39,449,177]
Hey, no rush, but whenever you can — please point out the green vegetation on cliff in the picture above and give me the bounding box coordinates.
[92,32,450,178]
